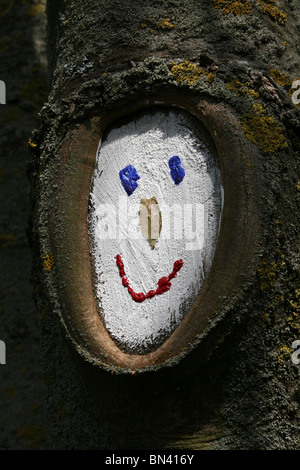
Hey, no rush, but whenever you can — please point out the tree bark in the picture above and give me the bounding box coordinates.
[28,0,300,449]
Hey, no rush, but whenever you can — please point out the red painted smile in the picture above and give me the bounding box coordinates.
[116,254,184,303]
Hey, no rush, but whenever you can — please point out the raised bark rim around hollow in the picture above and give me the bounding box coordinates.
[45,89,262,374]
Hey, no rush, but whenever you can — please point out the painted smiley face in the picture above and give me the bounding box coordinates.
[117,158,185,303]
[88,108,223,353]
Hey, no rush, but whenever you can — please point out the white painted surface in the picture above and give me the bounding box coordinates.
[88,109,222,353]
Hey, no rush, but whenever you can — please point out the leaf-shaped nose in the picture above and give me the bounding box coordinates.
[139,197,162,249]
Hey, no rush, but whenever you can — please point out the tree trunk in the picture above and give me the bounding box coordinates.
[28,0,300,449]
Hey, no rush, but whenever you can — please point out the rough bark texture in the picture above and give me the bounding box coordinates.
[26,0,300,449]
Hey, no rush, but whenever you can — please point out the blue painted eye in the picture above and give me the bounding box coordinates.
[119,165,140,196]
[169,156,185,185]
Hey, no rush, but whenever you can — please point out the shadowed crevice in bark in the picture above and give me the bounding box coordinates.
[0,0,51,450]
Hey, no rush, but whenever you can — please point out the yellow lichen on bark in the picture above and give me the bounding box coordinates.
[28,139,37,149]
[269,68,294,95]
[257,258,277,290]
[277,344,293,365]
[287,289,300,335]
[214,0,252,16]
[156,18,175,29]
[226,79,259,99]
[241,103,288,154]
[269,68,292,88]
[213,0,287,24]
[170,61,214,86]
[255,0,287,24]
[42,253,55,273]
